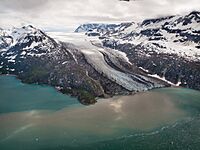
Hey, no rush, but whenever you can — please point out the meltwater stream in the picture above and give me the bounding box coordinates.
[0,76,200,150]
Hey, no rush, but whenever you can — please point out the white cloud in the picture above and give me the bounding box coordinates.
[0,0,199,31]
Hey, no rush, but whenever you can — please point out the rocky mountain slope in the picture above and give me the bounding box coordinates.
[75,23,134,37]
[75,23,133,34]
[1,11,199,105]
[0,25,167,104]
[76,11,200,90]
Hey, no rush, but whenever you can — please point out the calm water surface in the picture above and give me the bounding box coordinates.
[0,76,200,150]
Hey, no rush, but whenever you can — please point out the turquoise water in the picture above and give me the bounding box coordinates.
[0,75,79,113]
[0,76,200,150]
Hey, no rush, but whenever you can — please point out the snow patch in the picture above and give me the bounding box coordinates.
[148,74,176,86]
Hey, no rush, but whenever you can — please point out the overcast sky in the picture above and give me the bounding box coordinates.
[0,0,199,31]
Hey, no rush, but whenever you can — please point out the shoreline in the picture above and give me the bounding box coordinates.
[1,74,198,105]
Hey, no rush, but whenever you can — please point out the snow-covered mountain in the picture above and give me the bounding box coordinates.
[76,11,200,61]
[0,25,58,61]
[0,25,168,104]
[76,11,200,90]
[75,23,134,36]
[0,11,199,104]
[75,23,118,33]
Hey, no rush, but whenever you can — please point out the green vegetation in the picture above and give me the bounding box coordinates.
[60,88,96,105]
[22,66,49,83]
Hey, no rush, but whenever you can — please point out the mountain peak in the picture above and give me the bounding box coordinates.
[75,23,120,33]
[20,25,40,33]
[186,10,200,21]
[188,10,200,16]
[22,24,35,29]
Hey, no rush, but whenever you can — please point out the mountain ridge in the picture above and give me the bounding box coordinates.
[0,25,168,104]
[0,11,200,104]
[75,11,200,90]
